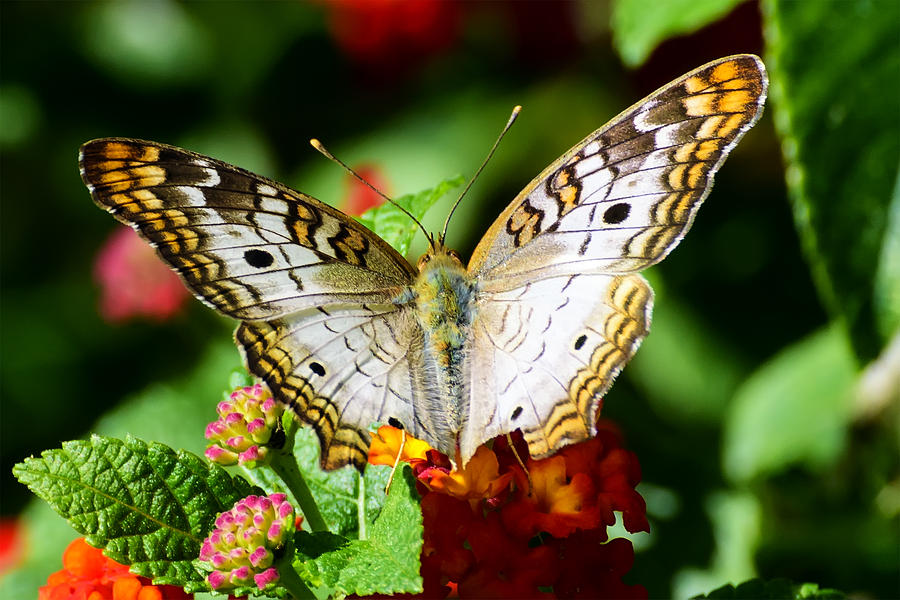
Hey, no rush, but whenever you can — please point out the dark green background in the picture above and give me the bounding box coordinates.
[1,1,897,598]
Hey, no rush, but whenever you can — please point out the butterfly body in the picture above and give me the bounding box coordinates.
[80,55,768,471]
[412,249,474,439]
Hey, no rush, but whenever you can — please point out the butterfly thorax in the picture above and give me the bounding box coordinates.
[412,248,476,432]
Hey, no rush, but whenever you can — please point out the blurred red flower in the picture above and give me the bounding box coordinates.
[0,517,23,575]
[94,226,189,323]
[341,164,390,217]
[320,0,461,71]
[39,538,191,600]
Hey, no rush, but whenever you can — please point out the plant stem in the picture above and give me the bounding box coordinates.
[357,473,367,541]
[270,449,329,533]
[275,556,316,600]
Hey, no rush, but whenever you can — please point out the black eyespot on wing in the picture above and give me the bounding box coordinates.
[603,203,630,224]
[244,249,274,268]
[511,406,523,420]
[388,417,404,430]
[574,334,587,350]
[309,362,326,376]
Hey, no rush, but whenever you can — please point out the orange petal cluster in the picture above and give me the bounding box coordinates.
[368,421,648,598]
[39,538,191,600]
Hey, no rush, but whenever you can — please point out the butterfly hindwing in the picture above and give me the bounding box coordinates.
[79,138,416,321]
[464,273,651,463]
[237,302,431,470]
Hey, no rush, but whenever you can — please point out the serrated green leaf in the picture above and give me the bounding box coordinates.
[611,0,745,67]
[763,0,900,361]
[357,176,464,256]
[13,435,258,586]
[722,326,857,483]
[300,466,423,598]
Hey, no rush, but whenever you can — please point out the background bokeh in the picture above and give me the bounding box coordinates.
[1,1,897,598]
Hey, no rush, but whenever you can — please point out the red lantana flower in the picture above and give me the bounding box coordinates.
[94,226,189,323]
[39,538,191,600]
[368,422,648,598]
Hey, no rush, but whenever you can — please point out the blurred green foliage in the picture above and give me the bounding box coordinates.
[0,1,896,598]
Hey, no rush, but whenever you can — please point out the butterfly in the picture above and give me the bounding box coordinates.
[80,54,767,471]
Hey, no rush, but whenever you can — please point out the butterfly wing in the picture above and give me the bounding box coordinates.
[237,304,433,470]
[80,138,426,470]
[463,272,651,463]
[464,55,767,462]
[468,54,768,285]
[80,138,416,321]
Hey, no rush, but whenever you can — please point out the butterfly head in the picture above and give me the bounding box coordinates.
[416,241,463,273]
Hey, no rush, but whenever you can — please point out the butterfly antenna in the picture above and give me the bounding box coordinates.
[310,139,434,247]
[439,105,521,245]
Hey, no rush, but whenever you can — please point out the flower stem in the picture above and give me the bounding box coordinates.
[270,448,329,533]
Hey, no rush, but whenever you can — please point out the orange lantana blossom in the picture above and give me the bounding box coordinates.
[368,421,649,598]
[40,538,191,600]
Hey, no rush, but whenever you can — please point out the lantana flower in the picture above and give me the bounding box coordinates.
[205,383,281,467]
[199,493,295,592]
[414,445,514,504]
[369,424,432,466]
[368,421,648,598]
[39,537,190,600]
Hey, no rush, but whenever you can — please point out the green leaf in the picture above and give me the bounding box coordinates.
[357,176,464,256]
[297,466,423,598]
[611,0,745,67]
[722,326,858,483]
[763,0,900,360]
[13,435,258,586]
[693,578,847,599]
[873,171,900,339]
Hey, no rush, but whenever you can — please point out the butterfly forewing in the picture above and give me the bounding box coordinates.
[469,54,768,287]
[79,139,416,321]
